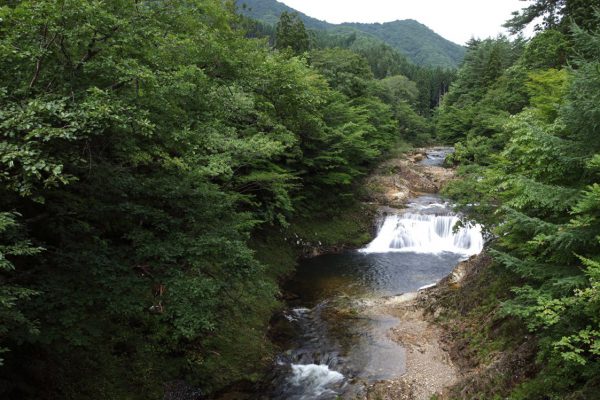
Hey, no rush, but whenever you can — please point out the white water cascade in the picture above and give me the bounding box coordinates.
[361,212,483,257]
[286,364,344,400]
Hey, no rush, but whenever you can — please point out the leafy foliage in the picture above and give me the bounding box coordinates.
[0,0,427,398]
[439,6,600,398]
[505,0,600,33]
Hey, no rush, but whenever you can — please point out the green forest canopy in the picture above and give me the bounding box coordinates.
[4,0,599,399]
[436,2,600,398]
[0,1,431,398]
[237,0,467,68]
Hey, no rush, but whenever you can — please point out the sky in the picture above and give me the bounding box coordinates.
[277,0,529,45]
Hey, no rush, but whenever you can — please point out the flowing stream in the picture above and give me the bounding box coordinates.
[268,149,482,399]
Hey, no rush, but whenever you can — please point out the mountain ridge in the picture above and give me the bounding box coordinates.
[237,0,466,68]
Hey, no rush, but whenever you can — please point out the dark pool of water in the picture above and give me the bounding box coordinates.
[267,248,465,399]
[286,251,464,306]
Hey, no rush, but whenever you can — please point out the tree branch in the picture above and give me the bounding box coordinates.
[29,26,59,89]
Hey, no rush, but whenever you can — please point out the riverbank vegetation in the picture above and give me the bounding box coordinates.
[436,2,600,398]
[0,1,432,398]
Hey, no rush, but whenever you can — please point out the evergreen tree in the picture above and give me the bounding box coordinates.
[275,11,310,54]
[440,6,600,397]
[505,0,600,33]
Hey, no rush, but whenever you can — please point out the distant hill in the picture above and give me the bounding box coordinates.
[237,0,330,30]
[237,0,466,68]
[337,20,466,68]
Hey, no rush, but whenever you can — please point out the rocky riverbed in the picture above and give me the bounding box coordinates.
[363,147,455,208]
[266,147,485,400]
[351,146,477,400]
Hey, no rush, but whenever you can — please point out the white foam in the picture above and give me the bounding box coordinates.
[361,213,483,256]
[418,282,437,291]
[407,202,448,210]
[287,364,344,399]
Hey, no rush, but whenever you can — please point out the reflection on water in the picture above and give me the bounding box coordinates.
[288,251,465,304]
[270,190,481,399]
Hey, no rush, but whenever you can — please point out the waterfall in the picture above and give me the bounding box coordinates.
[361,213,483,256]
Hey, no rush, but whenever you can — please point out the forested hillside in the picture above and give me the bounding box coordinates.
[436,0,600,398]
[244,12,457,117]
[338,20,465,68]
[0,1,433,398]
[237,0,466,68]
[238,0,330,29]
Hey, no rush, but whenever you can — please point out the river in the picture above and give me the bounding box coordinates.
[267,149,483,399]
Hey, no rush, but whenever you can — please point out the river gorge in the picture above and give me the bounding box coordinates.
[267,149,484,399]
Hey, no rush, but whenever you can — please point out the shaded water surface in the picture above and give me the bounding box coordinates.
[269,150,480,399]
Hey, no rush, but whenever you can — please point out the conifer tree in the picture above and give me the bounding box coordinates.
[275,12,310,54]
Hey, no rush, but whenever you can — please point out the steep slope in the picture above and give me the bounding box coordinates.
[237,0,466,68]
